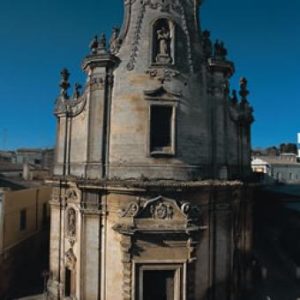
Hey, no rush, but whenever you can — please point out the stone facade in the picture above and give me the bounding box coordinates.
[48,0,254,299]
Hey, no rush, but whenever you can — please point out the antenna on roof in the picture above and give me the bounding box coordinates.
[2,128,7,151]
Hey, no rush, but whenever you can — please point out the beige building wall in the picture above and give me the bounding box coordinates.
[0,186,52,298]
[1,186,51,250]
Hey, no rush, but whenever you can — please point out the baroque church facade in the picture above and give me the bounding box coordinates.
[47,0,254,299]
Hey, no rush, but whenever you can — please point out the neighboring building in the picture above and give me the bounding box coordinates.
[0,162,24,178]
[0,151,16,164]
[0,148,54,180]
[16,148,54,170]
[47,1,254,300]
[0,182,51,298]
[252,154,300,184]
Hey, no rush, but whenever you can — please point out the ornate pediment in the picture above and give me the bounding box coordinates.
[115,195,203,235]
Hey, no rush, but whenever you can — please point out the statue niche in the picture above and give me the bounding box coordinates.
[153,19,174,65]
[67,208,76,237]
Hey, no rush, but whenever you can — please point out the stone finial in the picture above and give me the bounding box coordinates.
[202,30,212,58]
[89,33,107,55]
[89,35,99,55]
[214,40,228,60]
[239,77,249,101]
[99,33,107,52]
[60,68,70,98]
[231,90,238,105]
[73,83,82,99]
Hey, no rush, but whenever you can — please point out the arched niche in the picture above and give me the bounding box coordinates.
[152,18,175,65]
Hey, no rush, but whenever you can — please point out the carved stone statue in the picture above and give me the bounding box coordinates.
[67,208,76,237]
[156,26,172,64]
[73,83,82,99]
[110,27,120,54]
[89,35,99,55]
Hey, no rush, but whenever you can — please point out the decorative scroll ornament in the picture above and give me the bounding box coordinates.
[55,94,87,117]
[119,201,140,217]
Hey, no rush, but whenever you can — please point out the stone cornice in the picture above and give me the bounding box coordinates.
[82,53,120,70]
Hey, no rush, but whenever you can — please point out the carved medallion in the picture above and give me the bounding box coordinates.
[150,202,174,219]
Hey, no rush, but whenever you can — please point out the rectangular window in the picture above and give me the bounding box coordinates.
[143,270,175,300]
[137,264,183,300]
[20,209,27,231]
[150,105,174,155]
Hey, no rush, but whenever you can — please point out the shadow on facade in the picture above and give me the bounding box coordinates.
[248,184,300,299]
[0,227,49,300]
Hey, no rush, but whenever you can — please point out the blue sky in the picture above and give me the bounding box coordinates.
[0,0,299,150]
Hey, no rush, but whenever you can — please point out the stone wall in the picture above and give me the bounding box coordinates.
[47,180,253,300]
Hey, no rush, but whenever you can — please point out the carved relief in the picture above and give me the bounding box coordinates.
[51,187,60,203]
[65,248,77,270]
[114,195,204,300]
[118,195,202,226]
[177,4,194,72]
[119,201,140,218]
[120,235,133,300]
[66,188,79,203]
[145,0,181,14]
[127,4,146,71]
[146,68,179,83]
[150,202,174,219]
[89,74,106,91]
[66,208,76,237]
